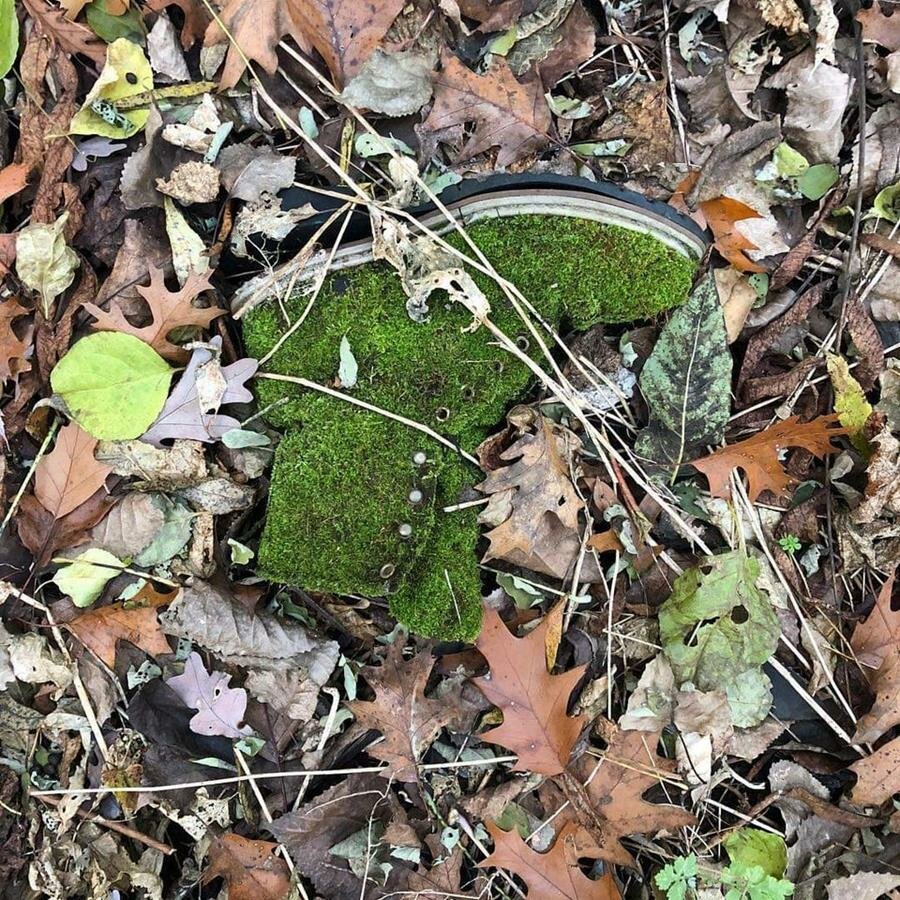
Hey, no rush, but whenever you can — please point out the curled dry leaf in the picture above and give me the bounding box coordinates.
[349,641,479,782]
[202,833,291,900]
[424,51,552,167]
[34,422,112,519]
[691,415,847,502]
[479,821,621,900]
[475,603,586,776]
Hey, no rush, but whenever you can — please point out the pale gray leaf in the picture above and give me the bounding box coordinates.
[339,49,434,117]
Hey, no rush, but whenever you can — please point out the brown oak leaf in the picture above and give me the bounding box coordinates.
[691,415,847,502]
[551,727,696,867]
[67,583,177,668]
[34,423,113,519]
[0,298,32,382]
[21,0,107,64]
[202,834,291,900]
[349,641,478,782]
[289,0,406,88]
[858,1,900,50]
[852,571,900,744]
[84,266,219,363]
[423,52,552,168]
[475,603,586,776]
[477,408,594,581]
[478,821,621,900]
[850,732,900,806]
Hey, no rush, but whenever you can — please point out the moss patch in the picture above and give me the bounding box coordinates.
[244,214,695,639]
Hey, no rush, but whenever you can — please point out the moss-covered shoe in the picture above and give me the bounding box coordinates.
[242,175,706,640]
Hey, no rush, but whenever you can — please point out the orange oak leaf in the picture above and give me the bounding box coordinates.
[349,641,479,782]
[288,0,406,88]
[424,52,552,168]
[202,834,291,900]
[553,727,696,868]
[84,267,219,363]
[0,297,32,382]
[852,571,900,744]
[0,164,29,204]
[478,821,621,900]
[66,583,177,668]
[34,423,113,519]
[475,603,586,776]
[691,415,847,502]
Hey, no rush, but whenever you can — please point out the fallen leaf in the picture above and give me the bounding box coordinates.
[156,160,220,205]
[0,163,29,204]
[349,642,478,782]
[147,11,192,82]
[423,51,552,167]
[827,354,872,448]
[202,834,291,900]
[692,415,847,502]
[477,408,593,581]
[826,870,900,899]
[858,1,900,51]
[15,212,80,317]
[166,652,252,739]
[34,423,113,519]
[635,274,732,470]
[66,582,176,667]
[51,547,123,607]
[554,727,696,867]
[659,551,781,727]
[702,195,766,273]
[850,733,900,806]
[479,821,621,900]
[714,266,758,343]
[96,438,207,490]
[164,196,210,285]
[619,655,676,733]
[474,603,586,776]
[339,48,434,117]
[141,341,257,445]
[147,0,210,48]
[21,0,106,64]
[217,144,297,202]
[0,0,18,79]
[51,332,174,441]
[85,266,219,363]
[0,297,33,382]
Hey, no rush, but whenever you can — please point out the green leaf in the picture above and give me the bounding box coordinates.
[655,855,698,900]
[659,551,780,727]
[827,354,872,451]
[51,332,173,440]
[722,861,794,900]
[797,164,838,200]
[52,549,124,608]
[725,828,788,879]
[773,142,809,179]
[70,39,153,139]
[338,335,358,388]
[227,538,255,566]
[15,213,79,318]
[871,182,900,223]
[134,495,193,566]
[0,0,19,79]
[635,274,732,472]
[85,0,145,44]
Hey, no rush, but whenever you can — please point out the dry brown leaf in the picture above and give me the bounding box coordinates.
[477,409,589,581]
[348,641,478,782]
[202,834,291,900]
[555,727,696,867]
[475,603,586,776]
[34,423,113,519]
[424,52,552,168]
[0,164,29,205]
[479,821,621,900]
[844,292,884,391]
[0,298,32,382]
[147,0,210,48]
[850,733,900,806]
[21,0,107,64]
[84,266,219,363]
[289,0,405,88]
[852,571,900,744]
[691,415,846,502]
[66,583,177,668]
[858,1,900,51]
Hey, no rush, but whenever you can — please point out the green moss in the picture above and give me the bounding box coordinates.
[244,214,696,640]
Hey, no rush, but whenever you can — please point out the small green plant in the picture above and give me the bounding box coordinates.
[655,856,794,900]
[778,534,802,555]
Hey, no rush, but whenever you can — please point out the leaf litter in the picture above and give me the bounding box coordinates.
[2,1,900,898]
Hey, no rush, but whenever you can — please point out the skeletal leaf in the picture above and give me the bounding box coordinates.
[635,274,732,471]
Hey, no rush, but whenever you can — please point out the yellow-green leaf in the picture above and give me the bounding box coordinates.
[15,212,79,318]
[52,549,124,608]
[827,354,872,451]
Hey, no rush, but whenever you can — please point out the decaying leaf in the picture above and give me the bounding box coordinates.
[34,423,112,519]
[66,583,176,667]
[826,871,900,900]
[339,48,434,117]
[659,551,781,727]
[85,267,219,363]
[349,642,478,782]
[475,603,586,775]
[477,407,594,581]
[202,834,291,900]
[635,274,732,471]
[850,733,900,806]
[0,297,32,382]
[692,415,847,502]
[423,51,551,167]
[15,212,80,317]
[166,651,252,739]
[479,821,621,899]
